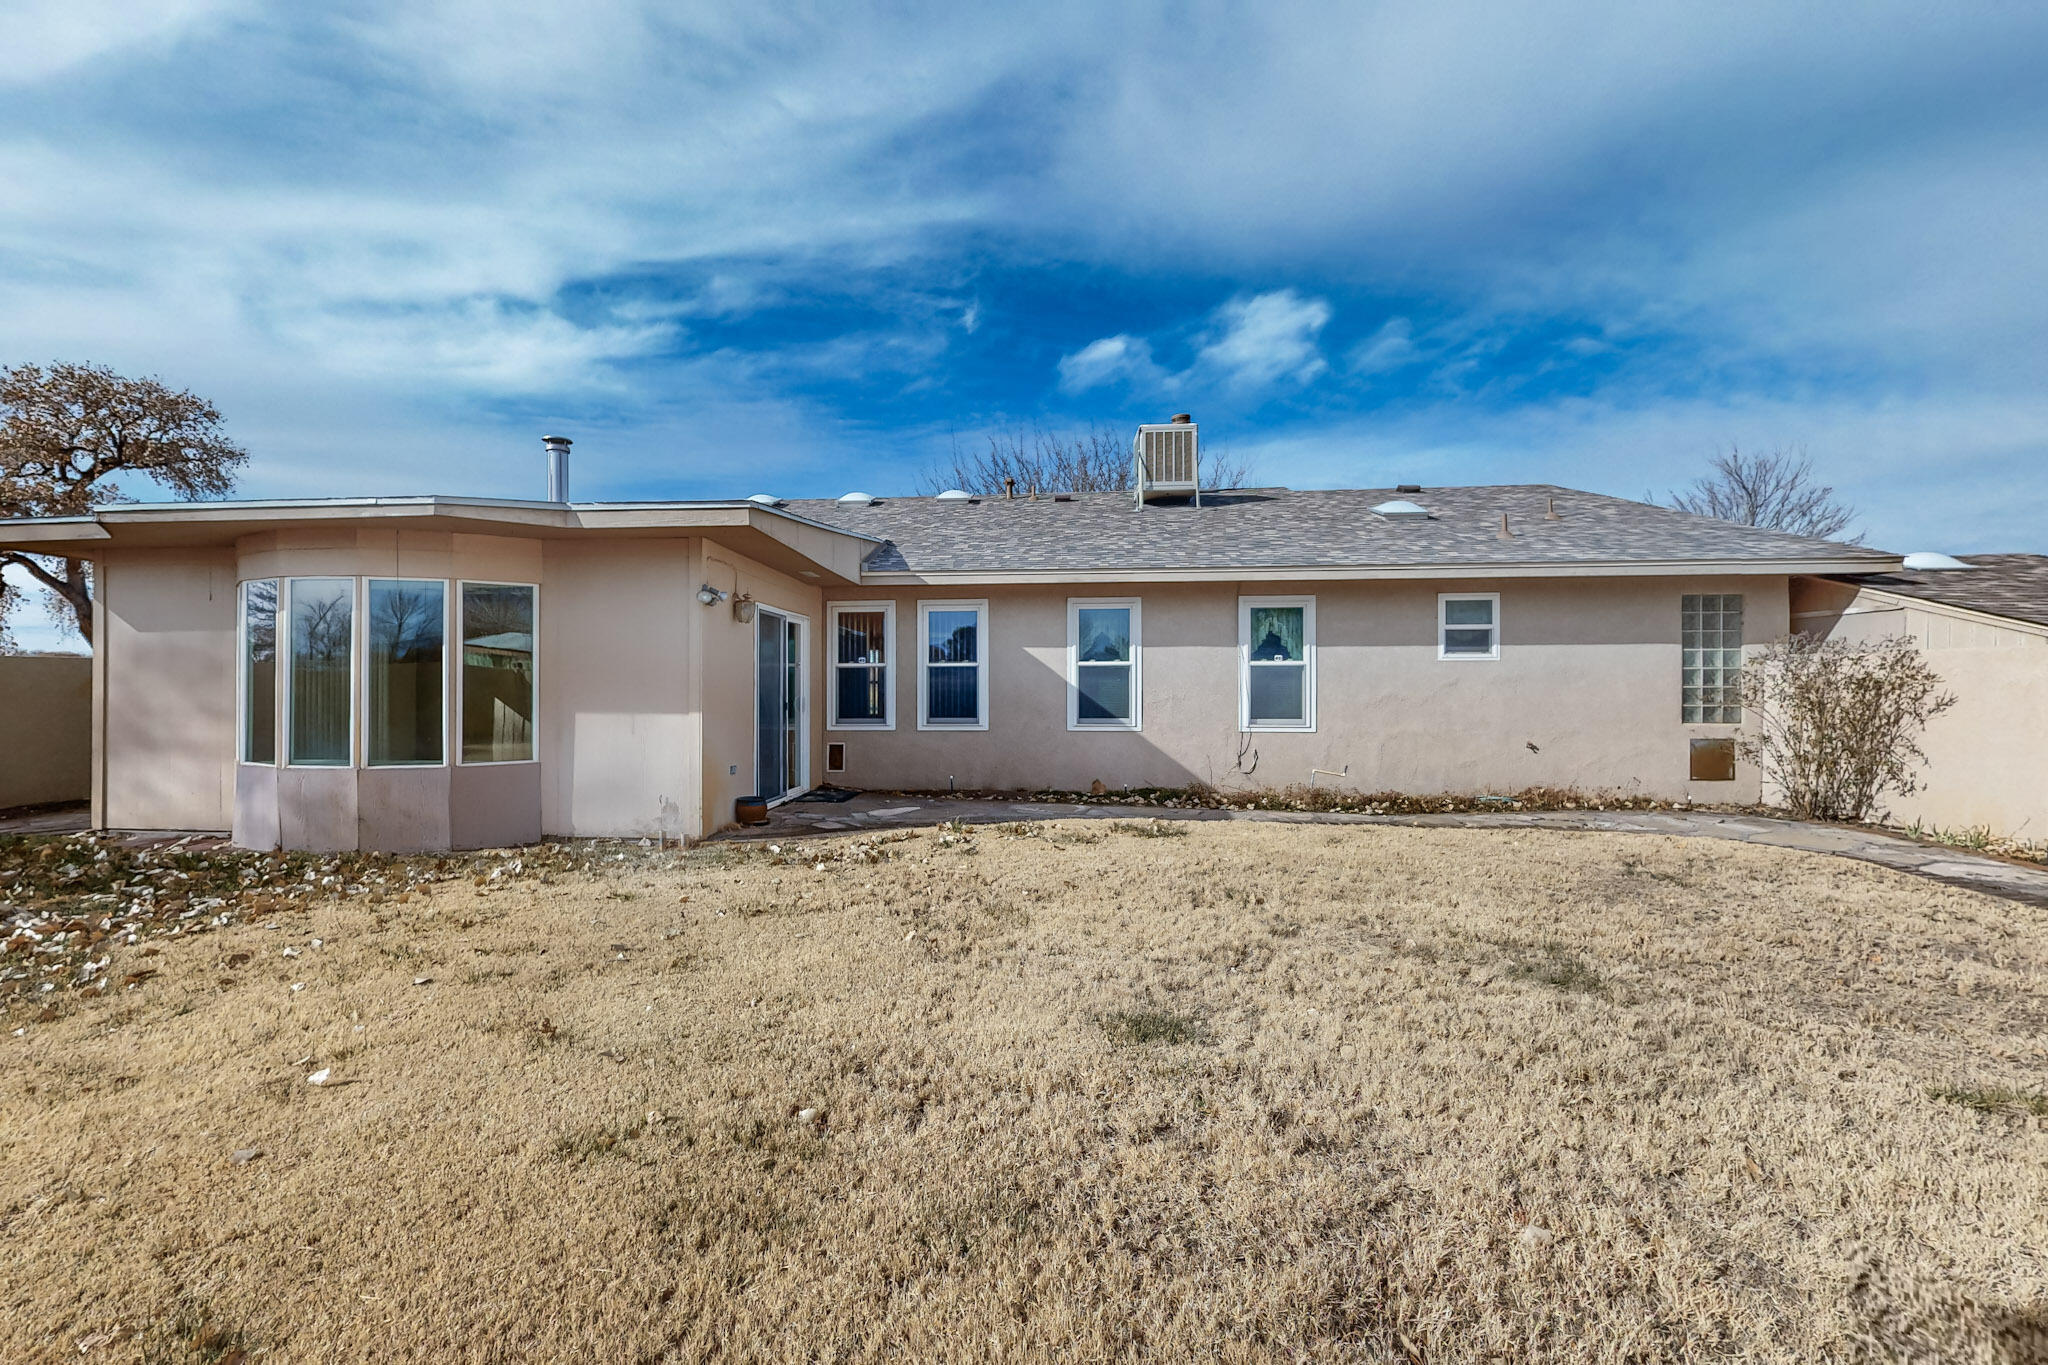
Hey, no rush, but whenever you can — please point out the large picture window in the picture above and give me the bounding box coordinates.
[240,579,278,764]
[1682,594,1744,723]
[461,582,537,763]
[1068,598,1140,730]
[366,579,446,766]
[287,577,354,766]
[1240,596,1315,731]
[828,601,894,729]
[918,599,987,730]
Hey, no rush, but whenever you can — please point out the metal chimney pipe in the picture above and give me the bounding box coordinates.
[542,435,572,502]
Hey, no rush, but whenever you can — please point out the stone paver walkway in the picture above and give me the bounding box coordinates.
[736,792,2048,910]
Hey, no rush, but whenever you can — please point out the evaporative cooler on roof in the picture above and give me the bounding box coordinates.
[1132,414,1200,507]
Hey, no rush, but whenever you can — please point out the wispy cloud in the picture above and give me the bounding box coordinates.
[1057,290,1332,397]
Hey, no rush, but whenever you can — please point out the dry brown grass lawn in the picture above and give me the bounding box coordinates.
[6,821,2048,1362]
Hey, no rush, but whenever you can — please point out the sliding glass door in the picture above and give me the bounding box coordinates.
[755,610,807,802]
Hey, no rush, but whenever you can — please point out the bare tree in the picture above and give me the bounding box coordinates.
[1,362,248,647]
[922,423,1253,497]
[1665,445,1859,541]
[1737,633,1956,822]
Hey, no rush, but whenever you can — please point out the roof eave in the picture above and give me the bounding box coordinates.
[856,555,1905,586]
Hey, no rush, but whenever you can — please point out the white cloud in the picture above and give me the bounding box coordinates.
[1058,290,1333,397]
[1056,334,1161,393]
[1192,290,1332,391]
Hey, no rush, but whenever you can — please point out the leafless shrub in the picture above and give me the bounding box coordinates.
[922,422,1252,496]
[1738,634,1955,822]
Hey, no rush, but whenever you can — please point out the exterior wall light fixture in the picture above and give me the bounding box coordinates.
[732,594,757,624]
[696,584,728,606]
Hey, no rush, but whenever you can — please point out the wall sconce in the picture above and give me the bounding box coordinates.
[732,594,757,624]
[695,584,727,606]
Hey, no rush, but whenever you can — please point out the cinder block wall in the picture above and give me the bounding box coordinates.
[0,654,92,808]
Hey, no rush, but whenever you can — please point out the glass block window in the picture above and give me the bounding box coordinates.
[1682,594,1744,723]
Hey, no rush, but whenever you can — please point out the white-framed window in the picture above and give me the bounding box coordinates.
[285,577,356,767]
[918,599,988,730]
[827,600,895,730]
[1682,593,1743,723]
[1438,592,1500,661]
[238,579,279,764]
[1239,595,1315,731]
[458,581,539,764]
[364,578,448,767]
[1067,597,1141,730]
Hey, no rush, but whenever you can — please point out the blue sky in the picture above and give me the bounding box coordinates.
[6,1,2047,649]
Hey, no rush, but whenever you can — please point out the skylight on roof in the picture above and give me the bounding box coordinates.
[1372,499,1430,519]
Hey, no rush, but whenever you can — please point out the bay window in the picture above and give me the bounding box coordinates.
[1240,596,1315,731]
[366,579,446,766]
[461,582,537,763]
[1068,598,1140,730]
[240,579,278,764]
[828,601,894,729]
[287,577,354,766]
[240,576,535,770]
[918,599,987,730]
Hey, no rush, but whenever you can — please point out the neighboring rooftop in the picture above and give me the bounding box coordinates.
[1837,553,2048,628]
[788,485,1898,578]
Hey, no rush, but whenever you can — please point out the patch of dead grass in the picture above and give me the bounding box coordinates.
[5,823,2048,1360]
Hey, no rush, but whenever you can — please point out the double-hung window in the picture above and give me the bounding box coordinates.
[460,582,537,763]
[1682,594,1743,723]
[239,579,279,764]
[918,599,987,730]
[1438,593,1500,660]
[286,578,355,766]
[1067,598,1140,730]
[365,579,447,766]
[1240,596,1315,731]
[828,602,895,729]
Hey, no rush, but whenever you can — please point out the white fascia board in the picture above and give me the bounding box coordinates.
[858,557,1905,586]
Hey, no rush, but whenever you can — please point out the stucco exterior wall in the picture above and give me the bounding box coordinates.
[0,654,92,808]
[695,540,825,835]
[539,538,696,839]
[821,576,1786,802]
[1795,579,2048,839]
[99,548,238,831]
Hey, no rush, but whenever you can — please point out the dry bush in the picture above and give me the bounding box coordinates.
[6,823,2047,1361]
[1739,634,1957,822]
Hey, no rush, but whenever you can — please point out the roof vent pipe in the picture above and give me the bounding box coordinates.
[1545,495,1560,520]
[542,434,572,502]
[1497,513,1514,540]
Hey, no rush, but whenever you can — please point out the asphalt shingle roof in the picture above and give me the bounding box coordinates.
[1837,554,2048,628]
[783,485,1895,576]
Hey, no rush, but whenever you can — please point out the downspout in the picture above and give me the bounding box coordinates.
[89,555,107,831]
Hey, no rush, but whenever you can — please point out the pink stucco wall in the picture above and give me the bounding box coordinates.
[821,576,1787,802]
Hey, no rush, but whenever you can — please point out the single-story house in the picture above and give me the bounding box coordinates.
[1794,554,2048,841]
[0,419,1903,851]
